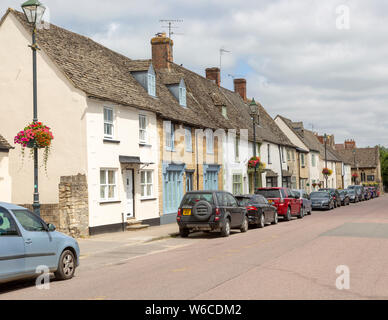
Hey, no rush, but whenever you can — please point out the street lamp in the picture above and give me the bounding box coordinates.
[249,98,259,192]
[353,149,357,185]
[324,133,328,188]
[21,0,46,216]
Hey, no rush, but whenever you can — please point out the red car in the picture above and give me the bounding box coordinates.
[255,187,302,221]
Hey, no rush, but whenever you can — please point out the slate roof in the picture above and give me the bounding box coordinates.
[337,147,379,169]
[277,116,341,162]
[0,134,12,151]
[5,8,296,146]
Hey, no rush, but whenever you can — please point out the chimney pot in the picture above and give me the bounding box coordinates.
[205,67,221,87]
[151,32,173,70]
[234,78,247,101]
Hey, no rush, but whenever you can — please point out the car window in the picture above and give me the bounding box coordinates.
[226,194,238,207]
[216,193,228,207]
[236,197,251,206]
[0,208,19,237]
[256,189,281,198]
[12,210,46,232]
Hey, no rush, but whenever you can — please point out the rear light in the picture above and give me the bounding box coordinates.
[215,208,221,216]
[280,198,284,204]
[177,209,182,216]
[246,206,258,211]
[215,216,220,222]
[177,216,181,222]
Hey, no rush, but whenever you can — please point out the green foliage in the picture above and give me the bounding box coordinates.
[379,146,388,188]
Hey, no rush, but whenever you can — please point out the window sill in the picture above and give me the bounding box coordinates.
[99,200,121,205]
[139,143,152,147]
[140,197,157,202]
[103,139,120,144]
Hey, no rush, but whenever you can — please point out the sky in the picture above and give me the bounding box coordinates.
[2,0,388,147]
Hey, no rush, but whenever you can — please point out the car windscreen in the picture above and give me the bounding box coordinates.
[348,186,356,189]
[181,193,214,206]
[347,190,355,194]
[256,189,281,198]
[236,197,252,206]
[310,192,329,199]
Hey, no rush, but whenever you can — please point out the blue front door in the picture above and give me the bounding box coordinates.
[204,165,220,191]
[163,163,185,215]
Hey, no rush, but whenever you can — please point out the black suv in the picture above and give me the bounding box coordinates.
[319,188,341,208]
[177,191,248,238]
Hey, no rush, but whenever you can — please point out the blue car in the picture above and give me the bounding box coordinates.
[0,202,80,284]
[293,189,312,216]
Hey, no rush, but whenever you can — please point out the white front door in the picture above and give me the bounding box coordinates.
[124,170,134,218]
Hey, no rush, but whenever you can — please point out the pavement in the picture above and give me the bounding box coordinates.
[1,195,388,300]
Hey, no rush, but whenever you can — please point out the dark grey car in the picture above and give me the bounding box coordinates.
[311,192,335,210]
[177,191,249,238]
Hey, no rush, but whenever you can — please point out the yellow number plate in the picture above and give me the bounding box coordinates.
[183,209,192,216]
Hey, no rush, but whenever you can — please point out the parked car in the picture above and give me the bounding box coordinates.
[364,188,371,201]
[236,194,278,228]
[347,189,359,203]
[319,188,341,208]
[348,185,364,202]
[292,189,312,217]
[255,187,302,221]
[310,192,335,210]
[177,191,249,238]
[0,203,80,284]
[338,190,350,206]
[368,187,376,199]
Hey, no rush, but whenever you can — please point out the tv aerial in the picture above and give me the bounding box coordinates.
[159,19,184,39]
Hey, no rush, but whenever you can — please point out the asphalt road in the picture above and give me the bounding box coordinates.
[1,195,388,300]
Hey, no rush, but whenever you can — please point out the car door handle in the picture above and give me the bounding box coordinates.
[25,239,33,245]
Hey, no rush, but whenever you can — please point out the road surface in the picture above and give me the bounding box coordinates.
[1,195,388,300]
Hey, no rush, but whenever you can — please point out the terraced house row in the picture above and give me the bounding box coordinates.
[0,9,383,236]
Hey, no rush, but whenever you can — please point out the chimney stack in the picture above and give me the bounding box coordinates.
[234,78,247,101]
[205,67,221,87]
[151,32,173,70]
[345,139,356,150]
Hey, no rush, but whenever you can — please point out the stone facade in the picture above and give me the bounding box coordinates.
[58,174,89,238]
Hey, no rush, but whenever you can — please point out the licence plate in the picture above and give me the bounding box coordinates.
[268,200,274,204]
[183,209,192,216]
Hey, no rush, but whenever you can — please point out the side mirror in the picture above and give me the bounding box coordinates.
[47,224,56,232]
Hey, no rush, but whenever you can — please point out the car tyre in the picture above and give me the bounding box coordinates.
[272,212,279,225]
[55,249,76,281]
[220,219,231,237]
[298,207,304,219]
[240,216,249,233]
[258,213,265,228]
[284,207,291,221]
[179,228,190,238]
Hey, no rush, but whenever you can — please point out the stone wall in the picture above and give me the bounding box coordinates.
[19,174,89,238]
[58,174,89,238]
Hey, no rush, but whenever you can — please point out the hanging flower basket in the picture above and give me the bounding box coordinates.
[312,183,317,188]
[322,168,333,176]
[352,173,359,178]
[14,122,54,171]
[248,156,266,171]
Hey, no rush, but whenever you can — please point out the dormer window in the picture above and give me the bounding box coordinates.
[222,106,228,119]
[147,65,156,97]
[179,79,186,107]
[131,64,156,97]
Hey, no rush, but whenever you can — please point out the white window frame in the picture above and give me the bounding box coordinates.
[100,169,118,202]
[104,107,114,139]
[235,136,240,161]
[301,154,306,168]
[139,114,148,144]
[147,73,156,97]
[165,122,175,151]
[206,130,214,154]
[140,170,154,199]
[185,127,192,152]
[232,174,243,195]
[179,85,187,107]
[267,144,271,164]
[312,154,316,167]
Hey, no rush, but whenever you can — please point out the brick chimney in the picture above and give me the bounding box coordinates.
[205,67,221,87]
[345,139,356,150]
[234,78,247,101]
[151,32,173,70]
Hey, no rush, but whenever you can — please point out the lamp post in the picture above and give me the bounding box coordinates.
[353,149,357,185]
[324,133,328,188]
[249,99,259,192]
[21,0,46,217]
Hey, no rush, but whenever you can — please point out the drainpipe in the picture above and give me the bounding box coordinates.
[196,130,199,190]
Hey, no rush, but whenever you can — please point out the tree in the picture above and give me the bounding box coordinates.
[379,146,388,189]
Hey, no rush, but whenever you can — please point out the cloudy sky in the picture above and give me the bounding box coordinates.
[2,0,387,147]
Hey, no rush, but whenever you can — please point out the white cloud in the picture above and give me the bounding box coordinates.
[1,0,387,147]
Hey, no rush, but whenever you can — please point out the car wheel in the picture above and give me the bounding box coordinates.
[220,219,231,237]
[240,216,249,233]
[258,213,265,228]
[55,249,76,281]
[298,207,304,219]
[284,207,291,221]
[179,228,190,238]
[272,212,279,225]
